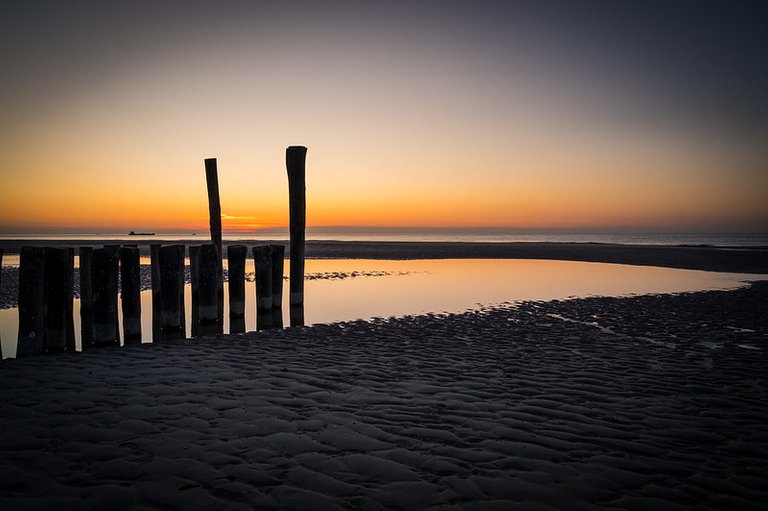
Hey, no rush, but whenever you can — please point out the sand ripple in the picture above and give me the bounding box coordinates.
[0,283,766,509]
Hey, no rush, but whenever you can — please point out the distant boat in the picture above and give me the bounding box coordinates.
[128,231,155,236]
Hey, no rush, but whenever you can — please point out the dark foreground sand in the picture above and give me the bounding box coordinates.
[1,283,766,510]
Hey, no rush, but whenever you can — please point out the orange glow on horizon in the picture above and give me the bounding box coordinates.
[2,3,767,235]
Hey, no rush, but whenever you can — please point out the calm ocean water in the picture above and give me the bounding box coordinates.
[1,231,767,247]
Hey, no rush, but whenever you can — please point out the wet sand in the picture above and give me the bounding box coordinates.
[1,283,766,510]
[1,239,767,273]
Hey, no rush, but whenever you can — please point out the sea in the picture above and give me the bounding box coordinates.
[1,230,767,247]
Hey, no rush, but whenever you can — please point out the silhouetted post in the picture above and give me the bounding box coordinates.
[64,248,75,351]
[204,158,224,331]
[17,247,46,357]
[287,145,307,327]
[189,245,200,337]
[120,246,142,343]
[270,244,285,328]
[79,247,94,349]
[227,244,247,334]
[159,245,185,340]
[196,243,219,336]
[0,248,2,358]
[44,248,70,352]
[92,247,120,346]
[150,244,162,341]
[253,245,273,330]
[103,245,121,337]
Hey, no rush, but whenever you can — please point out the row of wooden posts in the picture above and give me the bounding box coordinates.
[4,145,308,359]
[12,243,296,358]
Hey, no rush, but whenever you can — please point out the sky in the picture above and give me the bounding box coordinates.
[1,0,767,233]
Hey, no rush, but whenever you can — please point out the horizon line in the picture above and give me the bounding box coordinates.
[1,225,767,235]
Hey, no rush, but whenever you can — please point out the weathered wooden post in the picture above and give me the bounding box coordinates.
[17,247,46,357]
[196,243,220,336]
[253,245,273,330]
[43,247,70,352]
[159,245,186,340]
[227,244,247,334]
[189,245,200,337]
[287,145,307,327]
[120,246,142,343]
[65,248,75,351]
[79,247,94,349]
[270,244,285,328]
[0,248,3,358]
[103,244,121,337]
[150,244,162,341]
[92,247,120,346]
[204,158,224,332]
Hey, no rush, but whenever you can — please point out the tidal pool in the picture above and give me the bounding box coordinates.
[0,258,763,358]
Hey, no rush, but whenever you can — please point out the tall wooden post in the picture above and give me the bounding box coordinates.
[189,245,200,337]
[17,247,46,357]
[253,245,273,330]
[65,248,75,352]
[270,244,285,328]
[204,158,224,332]
[79,247,94,350]
[120,246,142,343]
[44,247,70,352]
[287,146,307,327]
[92,247,120,346]
[227,244,247,334]
[159,245,185,340]
[150,244,162,341]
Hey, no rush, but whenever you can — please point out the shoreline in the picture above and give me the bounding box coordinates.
[1,283,765,509]
[1,239,767,273]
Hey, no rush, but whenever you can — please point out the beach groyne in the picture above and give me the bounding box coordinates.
[9,243,291,357]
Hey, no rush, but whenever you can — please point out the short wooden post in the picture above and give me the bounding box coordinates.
[287,145,307,327]
[189,245,200,337]
[79,247,94,349]
[204,158,224,331]
[0,248,3,358]
[150,244,162,341]
[196,243,219,336]
[44,247,70,352]
[253,245,273,330]
[159,245,185,340]
[227,244,247,334]
[103,245,121,337]
[270,244,285,328]
[120,246,142,343]
[92,247,120,346]
[17,247,46,357]
[65,248,75,352]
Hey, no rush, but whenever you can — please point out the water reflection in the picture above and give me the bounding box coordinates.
[0,259,763,358]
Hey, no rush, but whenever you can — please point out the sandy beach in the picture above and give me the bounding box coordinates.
[1,240,767,274]
[1,282,765,509]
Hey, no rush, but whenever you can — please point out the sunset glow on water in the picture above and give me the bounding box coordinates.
[1,259,762,358]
